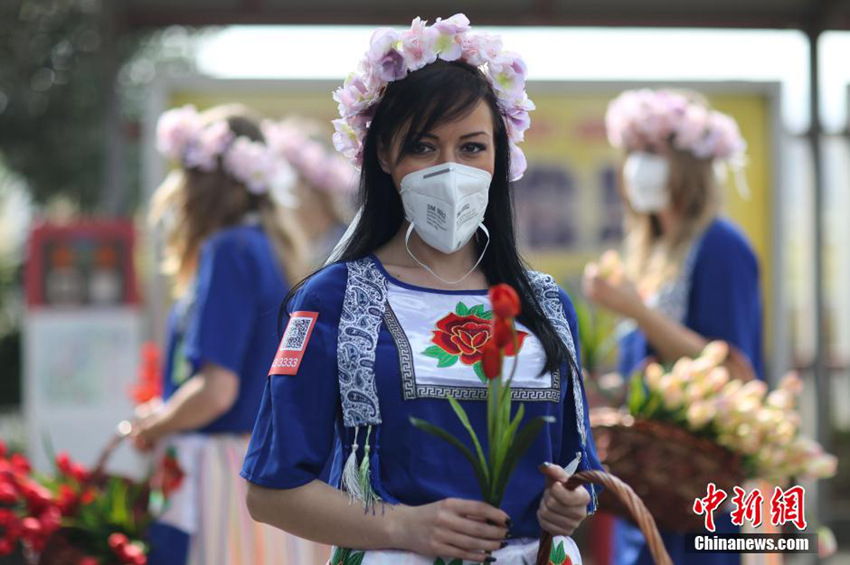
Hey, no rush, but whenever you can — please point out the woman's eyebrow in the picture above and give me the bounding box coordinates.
[460,131,489,140]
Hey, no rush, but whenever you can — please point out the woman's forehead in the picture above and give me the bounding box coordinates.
[419,101,494,140]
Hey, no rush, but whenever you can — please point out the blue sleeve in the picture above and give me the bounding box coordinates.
[686,226,764,378]
[240,286,341,489]
[559,288,604,512]
[184,235,256,374]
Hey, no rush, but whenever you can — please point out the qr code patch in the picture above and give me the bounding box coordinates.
[282,317,313,351]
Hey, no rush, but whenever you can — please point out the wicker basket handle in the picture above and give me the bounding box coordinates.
[536,470,672,565]
[88,421,134,483]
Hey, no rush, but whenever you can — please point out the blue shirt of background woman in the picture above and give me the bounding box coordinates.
[162,223,290,434]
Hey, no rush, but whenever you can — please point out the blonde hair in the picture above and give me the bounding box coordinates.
[150,105,308,296]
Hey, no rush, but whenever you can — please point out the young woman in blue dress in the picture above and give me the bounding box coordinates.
[132,104,329,564]
[240,15,604,565]
[584,89,764,565]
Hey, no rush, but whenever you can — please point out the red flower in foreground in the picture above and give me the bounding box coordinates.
[10,453,31,474]
[0,482,17,505]
[492,318,514,349]
[481,341,502,380]
[56,451,74,476]
[489,283,521,320]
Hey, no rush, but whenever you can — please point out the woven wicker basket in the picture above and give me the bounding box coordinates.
[590,407,743,533]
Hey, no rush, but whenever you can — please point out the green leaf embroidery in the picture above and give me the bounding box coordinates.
[346,551,366,565]
[468,304,485,317]
[551,540,567,564]
[437,354,459,368]
[448,560,464,565]
[424,345,459,368]
[473,362,488,384]
[424,345,446,358]
[480,310,494,320]
[455,302,470,316]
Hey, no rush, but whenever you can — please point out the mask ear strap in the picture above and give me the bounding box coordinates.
[404,223,490,286]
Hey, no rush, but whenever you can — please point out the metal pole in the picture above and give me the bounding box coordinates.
[807,23,832,564]
[100,2,127,216]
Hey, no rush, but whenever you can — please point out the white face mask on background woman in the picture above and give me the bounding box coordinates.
[398,162,492,284]
[623,152,671,213]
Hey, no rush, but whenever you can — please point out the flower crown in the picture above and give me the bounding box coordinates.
[331,13,535,181]
[156,105,296,203]
[263,120,358,195]
[605,89,747,163]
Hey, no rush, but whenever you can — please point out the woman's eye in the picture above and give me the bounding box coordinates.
[411,142,434,154]
[462,143,487,154]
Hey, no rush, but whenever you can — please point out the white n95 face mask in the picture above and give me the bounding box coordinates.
[623,152,671,213]
[399,162,492,284]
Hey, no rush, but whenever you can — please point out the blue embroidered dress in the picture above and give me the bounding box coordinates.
[241,255,603,560]
[613,218,764,565]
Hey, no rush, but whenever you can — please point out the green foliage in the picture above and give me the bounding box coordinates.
[0,1,199,212]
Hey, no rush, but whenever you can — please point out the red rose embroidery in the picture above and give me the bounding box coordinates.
[431,312,493,365]
[424,303,527,382]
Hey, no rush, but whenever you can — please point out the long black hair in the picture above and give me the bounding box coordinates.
[284,59,570,375]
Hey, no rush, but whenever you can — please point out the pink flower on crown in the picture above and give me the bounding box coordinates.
[368,29,407,83]
[184,121,234,172]
[705,112,746,160]
[266,120,358,195]
[223,138,278,195]
[504,93,536,143]
[332,118,364,163]
[672,104,710,153]
[606,88,746,163]
[332,14,534,179]
[487,52,527,99]
[432,14,469,61]
[433,13,470,35]
[400,17,439,71]
[509,144,527,182]
[460,32,503,67]
[156,105,203,162]
[333,74,377,119]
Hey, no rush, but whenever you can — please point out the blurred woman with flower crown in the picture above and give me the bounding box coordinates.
[240,14,604,565]
[583,90,764,565]
[263,117,358,267]
[134,104,327,564]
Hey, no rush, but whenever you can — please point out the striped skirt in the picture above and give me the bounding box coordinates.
[148,433,330,565]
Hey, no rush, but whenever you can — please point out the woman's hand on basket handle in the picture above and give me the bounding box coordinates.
[537,462,590,536]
